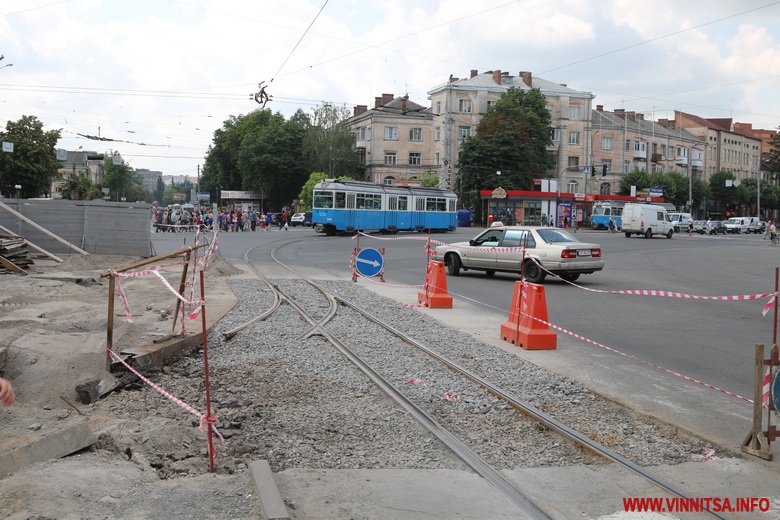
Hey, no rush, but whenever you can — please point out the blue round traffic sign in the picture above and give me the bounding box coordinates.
[355,248,383,277]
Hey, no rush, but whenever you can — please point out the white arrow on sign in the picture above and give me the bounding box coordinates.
[356,258,380,267]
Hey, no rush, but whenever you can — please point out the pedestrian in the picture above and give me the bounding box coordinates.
[280,210,288,230]
[770,222,777,245]
[687,216,693,236]
[0,377,14,406]
[266,212,273,231]
[249,209,257,231]
[608,217,615,233]
[541,214,548,226]
[236,209,243,232]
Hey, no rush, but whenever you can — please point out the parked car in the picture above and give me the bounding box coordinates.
[290,212,306,226]
[668,212,692,233]
[708,221,727,235]
[431,226,604,283]
[748,220,766,234]
[693,220,707,234]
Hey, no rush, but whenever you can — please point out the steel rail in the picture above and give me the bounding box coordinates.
[250,238,732,520]
[254,264,552,519]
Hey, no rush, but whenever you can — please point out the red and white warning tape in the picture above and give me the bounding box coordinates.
[107,347,224,455]
[762,367,772,410]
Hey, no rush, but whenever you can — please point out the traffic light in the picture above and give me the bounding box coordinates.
[602,164,608,176]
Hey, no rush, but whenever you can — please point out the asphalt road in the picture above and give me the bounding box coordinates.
[153,226,778,403]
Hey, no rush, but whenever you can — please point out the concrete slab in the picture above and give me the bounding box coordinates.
[249,460,289,520]
[0,422,97,478]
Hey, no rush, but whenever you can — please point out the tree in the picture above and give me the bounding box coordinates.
[708,171,738,215]
[457,87,553,211]
[303,104,364,179]
[60,173,101,200]
[0,115,61,198]
[155,176,166,203]
[298,172,328,210]
[765,128,780,175]
[101,154,147,202]
[618,169,706,211]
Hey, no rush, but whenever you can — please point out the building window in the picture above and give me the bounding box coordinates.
[567,181,579,193]
[601,136,612,150]
[458,98,472,113]
[568,156,580,168]
[383,176,395,185]
[458,126,471,141]
[546,105,553,117]
[600,182,611,195]
[569,106,581,120]
[661,144,667,156]
[409,128,422,141]
[624,160,631,173]
[602,159,612,172]
[384,152,397,165]
[355,127,366,140]
[435,152,440,165]
[383,127,398,140]
[486,100,496,111]
[550,128,561,141]
[435,101,441,114]
[408,152,421,166]
[435,127,441,141]
[625,139,631,151]
[569,131,580,145]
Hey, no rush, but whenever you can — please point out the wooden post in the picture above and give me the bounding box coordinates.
[199,269,215,472]
[106,275,116,371]
[742,344,773,460]
[171,250,191,333]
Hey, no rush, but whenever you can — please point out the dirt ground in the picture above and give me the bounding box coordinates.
[0,253,259,520]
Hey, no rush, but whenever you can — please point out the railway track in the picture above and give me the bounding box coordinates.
[223,238,731,520]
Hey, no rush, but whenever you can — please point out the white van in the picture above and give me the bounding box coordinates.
[622,203,675,239]
[668,212,692,233]
[724,217,754,234]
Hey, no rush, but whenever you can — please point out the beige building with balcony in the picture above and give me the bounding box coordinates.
[348,94,433,185]
[589,107,705,196]
[426,69,594,191]
[659,111,762,182]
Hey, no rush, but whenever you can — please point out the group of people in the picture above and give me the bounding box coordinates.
[153,207,292,232]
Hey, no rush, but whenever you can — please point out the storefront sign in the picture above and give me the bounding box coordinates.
[491,187,507,199]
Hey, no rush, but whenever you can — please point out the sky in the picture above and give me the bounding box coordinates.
[1,0,780,179]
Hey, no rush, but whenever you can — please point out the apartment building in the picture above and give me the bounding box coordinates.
[590,106,704,195]
[661,111,762,182]
[135,168,162,194]
[733,122,777,157]
[348,94,433,185]
[54,150,107,197]
[427,69,594,191]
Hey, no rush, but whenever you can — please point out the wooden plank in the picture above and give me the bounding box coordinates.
[0,255,28,276]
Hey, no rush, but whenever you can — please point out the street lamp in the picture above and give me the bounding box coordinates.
[14,184,21,203]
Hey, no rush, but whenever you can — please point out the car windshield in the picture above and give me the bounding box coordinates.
[537,228,578,244]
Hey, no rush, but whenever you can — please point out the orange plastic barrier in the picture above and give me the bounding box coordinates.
[500,281,556,350]
[418,261,453,309]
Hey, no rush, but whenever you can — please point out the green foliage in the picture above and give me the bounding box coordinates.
[298,172,328,210]
[0,115,61,197]
[409,173,439,187]
[303,104,365,180]
[457,88,553,210]
[60,173,101,200]
[155,176,166,203]
[707,171,737,212]
[101,154,148,202]
[618,169,706,210]
[765,128,780,174]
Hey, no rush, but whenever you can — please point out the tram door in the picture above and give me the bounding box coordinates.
[414,196,426,229]
[387,195,398,230]
[345,192,356,230]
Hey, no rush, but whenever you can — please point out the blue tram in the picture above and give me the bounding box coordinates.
[590,202,624,230]
[312,179,457,235]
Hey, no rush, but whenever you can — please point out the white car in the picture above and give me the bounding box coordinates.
[290,213,306,226]
[432,226,604,283]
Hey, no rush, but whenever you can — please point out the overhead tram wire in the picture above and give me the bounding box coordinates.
[266,0,330,86]
[539,1,780,75]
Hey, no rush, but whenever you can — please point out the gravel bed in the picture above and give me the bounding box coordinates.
[96,276,711,481]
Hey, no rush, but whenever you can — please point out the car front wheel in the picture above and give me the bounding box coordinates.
[645,229,653,239]
[667,230,673,239]
[445,254,461,276]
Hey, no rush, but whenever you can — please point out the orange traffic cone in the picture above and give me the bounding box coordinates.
[418,260,453,309]
[500,281,556,350]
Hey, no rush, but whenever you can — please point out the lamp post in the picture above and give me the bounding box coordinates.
[14,184,21,204]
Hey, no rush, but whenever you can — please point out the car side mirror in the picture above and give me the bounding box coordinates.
[469,239,478,246]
